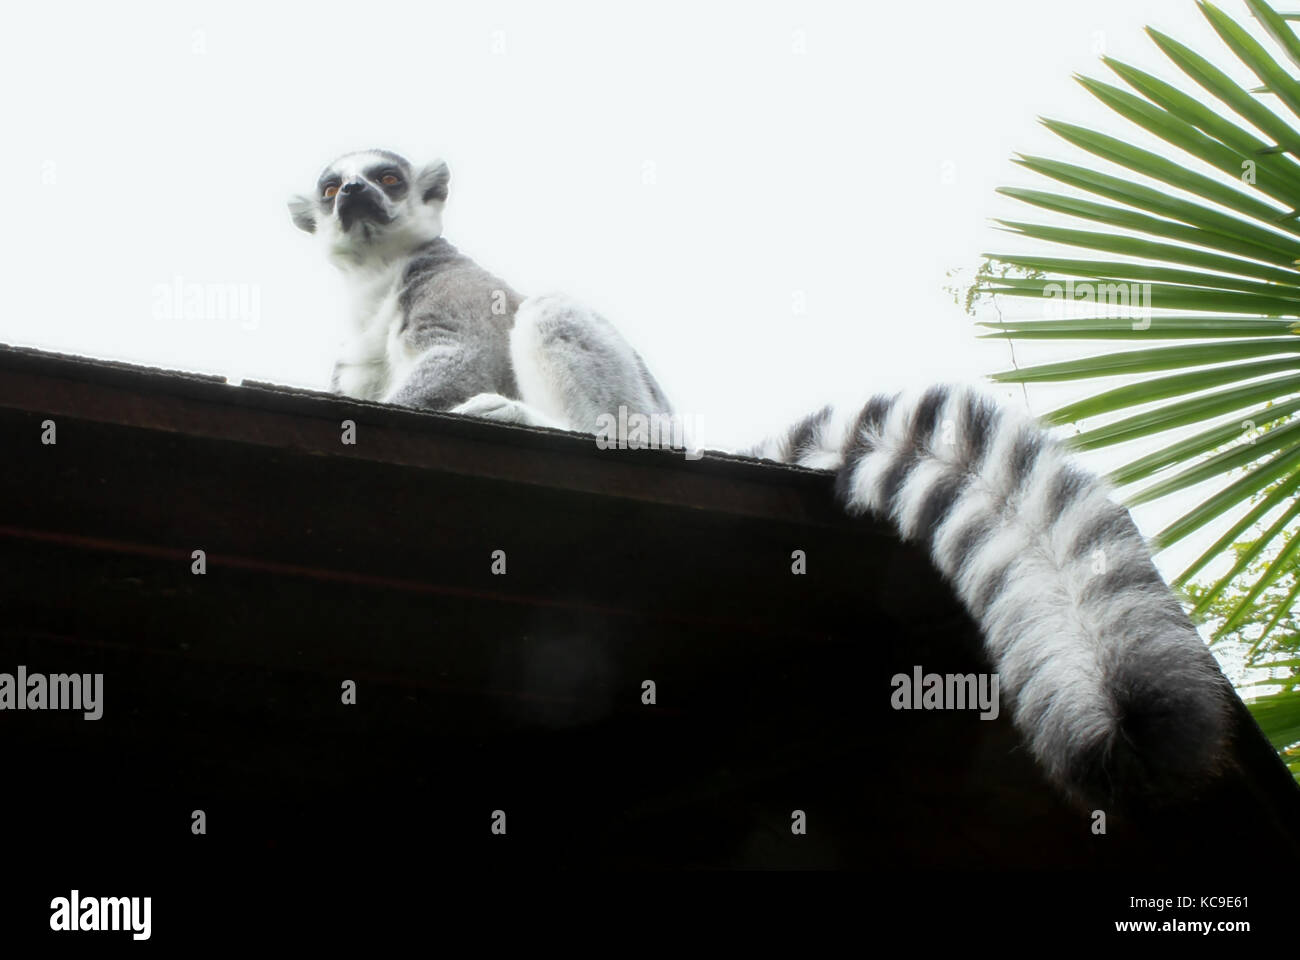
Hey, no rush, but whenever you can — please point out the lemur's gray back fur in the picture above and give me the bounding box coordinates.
[292,148,1232,812]
[746,388,1233,808]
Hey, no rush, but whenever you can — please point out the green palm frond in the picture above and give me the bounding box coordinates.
[981,0,1300,769]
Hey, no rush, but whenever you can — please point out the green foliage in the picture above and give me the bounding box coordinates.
[980,0,1300,776]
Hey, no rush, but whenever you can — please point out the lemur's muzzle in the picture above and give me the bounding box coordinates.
[336,181,393,232]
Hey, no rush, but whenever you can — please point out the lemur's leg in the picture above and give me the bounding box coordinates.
[502,293,674,434]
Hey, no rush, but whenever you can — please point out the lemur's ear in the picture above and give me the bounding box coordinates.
[288,195,317,234]
[417,160,450,204]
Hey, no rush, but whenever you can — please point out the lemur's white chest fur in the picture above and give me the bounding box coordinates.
[335,260,419,402]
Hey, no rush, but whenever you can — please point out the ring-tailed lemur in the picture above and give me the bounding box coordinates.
[290,149,1232,811]
[287,149,671,430]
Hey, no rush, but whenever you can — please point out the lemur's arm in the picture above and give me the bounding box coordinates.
[383,340,509,411]
[378,250,523,411]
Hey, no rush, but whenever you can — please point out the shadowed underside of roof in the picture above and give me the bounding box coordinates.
[0,342,1297,871]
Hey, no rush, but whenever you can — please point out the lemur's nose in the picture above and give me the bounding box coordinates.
[340,181,366,196]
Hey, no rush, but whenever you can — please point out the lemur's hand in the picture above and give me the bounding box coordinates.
[451,393,567,430]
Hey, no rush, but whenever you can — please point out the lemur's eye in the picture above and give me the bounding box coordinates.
[322,184,339,199]
[381,174,400,186]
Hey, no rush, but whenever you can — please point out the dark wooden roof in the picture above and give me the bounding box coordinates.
[1,342,1297,873]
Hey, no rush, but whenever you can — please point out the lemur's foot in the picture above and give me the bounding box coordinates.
[450,393,565,429]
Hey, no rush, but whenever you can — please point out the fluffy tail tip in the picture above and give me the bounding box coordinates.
[1067,635,1234,811]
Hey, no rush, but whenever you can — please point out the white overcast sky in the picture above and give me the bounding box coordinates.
[0,1,1277,605]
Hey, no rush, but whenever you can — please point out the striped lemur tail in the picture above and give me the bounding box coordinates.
[745,384,1233,810]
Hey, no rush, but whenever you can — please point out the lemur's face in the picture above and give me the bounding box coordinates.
[288,149,450,267]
